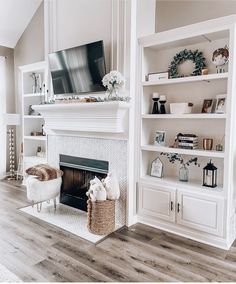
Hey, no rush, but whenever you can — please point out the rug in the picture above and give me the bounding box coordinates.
[20,202,108,244]
[0,263,21,282]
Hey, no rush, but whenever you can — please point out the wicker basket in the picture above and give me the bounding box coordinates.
[87,199,115,235]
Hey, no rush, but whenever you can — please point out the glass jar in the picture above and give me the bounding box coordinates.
[179,165,189,182]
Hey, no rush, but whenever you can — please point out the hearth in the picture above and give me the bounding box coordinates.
[59,154,108,211]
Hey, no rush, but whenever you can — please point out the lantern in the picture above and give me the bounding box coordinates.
[203,160,217,188]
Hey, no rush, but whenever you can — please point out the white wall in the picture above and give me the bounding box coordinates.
[156,0,236,32]
[54,0,112,72]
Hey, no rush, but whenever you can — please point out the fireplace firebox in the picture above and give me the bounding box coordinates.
[59,155,108,212]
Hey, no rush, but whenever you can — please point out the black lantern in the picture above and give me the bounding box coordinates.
[203,160,217,188]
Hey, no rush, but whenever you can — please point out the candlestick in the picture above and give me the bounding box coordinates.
[152,97,160,114]
[159,95,167,114]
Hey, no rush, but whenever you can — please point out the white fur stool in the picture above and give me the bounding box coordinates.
[26,176,62,212]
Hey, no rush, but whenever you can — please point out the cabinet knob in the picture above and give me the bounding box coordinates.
[170,201,174,211]
[177,203,180,213]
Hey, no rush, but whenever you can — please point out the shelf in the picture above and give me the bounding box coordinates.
[140,175,223,196]
[141,145,225,158]
[24,156,47,163]
[142,73,228,86]
[142,113,227,119]
[24,136,47,141]
[24,93,45,98]
[24,115,43,119]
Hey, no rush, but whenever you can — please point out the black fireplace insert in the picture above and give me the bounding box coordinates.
[59,154,109,212]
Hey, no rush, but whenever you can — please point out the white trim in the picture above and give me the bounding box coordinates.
[0,57,6,176]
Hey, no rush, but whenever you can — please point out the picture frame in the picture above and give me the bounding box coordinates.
[214,94,226,114]
[150,157,163,178]
[154,131,166,146]
[201,99,213,113]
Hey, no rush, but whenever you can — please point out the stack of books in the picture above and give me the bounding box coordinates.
[178,135,198,150]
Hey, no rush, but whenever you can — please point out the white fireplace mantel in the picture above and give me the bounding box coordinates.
[32,101,130,135]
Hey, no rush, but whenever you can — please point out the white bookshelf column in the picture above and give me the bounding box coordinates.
[137,16,236,249]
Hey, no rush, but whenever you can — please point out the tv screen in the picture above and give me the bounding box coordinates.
[48,40,106,95]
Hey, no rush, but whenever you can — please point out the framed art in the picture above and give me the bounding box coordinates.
[214,94,226,114]
[151,157,163,178]
[154,131,166,146]
[201,99,213,113]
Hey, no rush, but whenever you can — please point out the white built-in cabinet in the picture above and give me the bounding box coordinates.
[19,61,48,179]
[136,15,236,249]
[139,183,224,237]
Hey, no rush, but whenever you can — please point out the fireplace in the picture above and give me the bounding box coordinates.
[59,154,109,212]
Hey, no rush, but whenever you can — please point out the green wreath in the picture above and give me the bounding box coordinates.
[168,49,206,78]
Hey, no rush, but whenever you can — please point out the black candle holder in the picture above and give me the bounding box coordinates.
[159,100,166,114]
[152,98,159,114]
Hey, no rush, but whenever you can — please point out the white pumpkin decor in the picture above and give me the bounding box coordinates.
[86,176,107,201]
[103,172,120,200]
[86,172,120,201]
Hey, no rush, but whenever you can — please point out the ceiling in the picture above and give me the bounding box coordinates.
[0,0,42,48]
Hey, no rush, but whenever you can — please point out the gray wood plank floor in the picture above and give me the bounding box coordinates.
[0,181,236,282]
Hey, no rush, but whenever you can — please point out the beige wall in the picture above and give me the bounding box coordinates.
[0,46,15,113]
[0,46,15,171]
[156,0,236,32]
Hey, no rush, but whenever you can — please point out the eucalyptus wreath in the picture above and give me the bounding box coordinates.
[168,49,206,78]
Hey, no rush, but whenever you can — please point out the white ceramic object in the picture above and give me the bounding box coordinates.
[103,172,120,200]
[87,176,107,201]
[170,103,193,114]
[95,186,107,201]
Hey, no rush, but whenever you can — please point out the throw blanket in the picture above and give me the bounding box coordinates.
[26,164,63,181]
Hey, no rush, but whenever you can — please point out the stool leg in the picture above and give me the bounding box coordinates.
[53,199,57,211]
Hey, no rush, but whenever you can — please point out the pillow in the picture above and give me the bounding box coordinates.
[26,164,63,181]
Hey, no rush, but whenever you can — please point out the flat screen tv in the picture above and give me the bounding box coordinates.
[48,40,106,95]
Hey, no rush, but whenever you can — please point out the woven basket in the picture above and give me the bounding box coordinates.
[87,199,115,235]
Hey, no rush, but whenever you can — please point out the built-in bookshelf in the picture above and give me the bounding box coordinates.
[137,15,236,249]
[19,61,48,180]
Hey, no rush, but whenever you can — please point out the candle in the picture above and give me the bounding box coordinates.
[206,174,212,186]
[152,92,159,98]
[160,95,166,101]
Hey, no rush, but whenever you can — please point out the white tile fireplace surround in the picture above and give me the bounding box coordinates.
[48,135,128,227]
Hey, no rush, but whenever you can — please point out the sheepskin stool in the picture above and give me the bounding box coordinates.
[25,164,63,212]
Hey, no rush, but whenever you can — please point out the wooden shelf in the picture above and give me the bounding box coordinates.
[142,113,227,119]
[142,73,228,86]
[140,175,224,196]
[24,115,43,119]
[24,136,47,141]
[141,145,225,158]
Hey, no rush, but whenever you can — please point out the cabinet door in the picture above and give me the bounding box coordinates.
[139,183,176,222]
[177,190,224,236]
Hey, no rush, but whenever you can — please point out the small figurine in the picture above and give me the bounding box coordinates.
[212,46,229,73]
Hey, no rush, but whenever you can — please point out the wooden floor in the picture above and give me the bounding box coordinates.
[1,182,236,282]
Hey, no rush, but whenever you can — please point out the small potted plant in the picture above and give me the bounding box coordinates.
[102,70,124,100]
[160,153,200,182]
